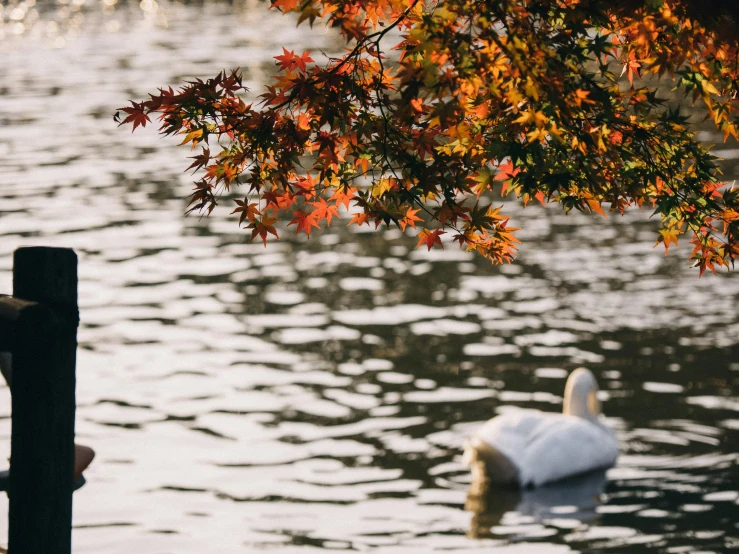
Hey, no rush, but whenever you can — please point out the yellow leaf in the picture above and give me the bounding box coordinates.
[701,79,719,96]
[533,111,548,128]
[371,178,394,198]
[527,128,547,143]
[179,128,203,148]
[524,77,539,101]
[513,110,532,125]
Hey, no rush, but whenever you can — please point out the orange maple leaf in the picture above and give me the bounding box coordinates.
[416,228,446,250]
[330,186,357,210]
[271,0,300,12]
[494,159,522,196]
[295,112,312,130]
[289,210,321,236]
[348,212,371,226]
[583,195,606,217]
[309,198,340,225]
[399,207,422,231]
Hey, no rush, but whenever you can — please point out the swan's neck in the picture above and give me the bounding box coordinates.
[563,371,600,422]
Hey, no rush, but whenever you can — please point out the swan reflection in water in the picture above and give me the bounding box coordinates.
[466,468,608,539]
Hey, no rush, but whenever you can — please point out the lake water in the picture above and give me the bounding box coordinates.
[1,2,738,552]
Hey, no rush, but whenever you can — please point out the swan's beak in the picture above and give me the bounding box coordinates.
[587,389,601,416]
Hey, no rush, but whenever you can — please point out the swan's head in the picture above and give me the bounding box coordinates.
[562,367,601,421]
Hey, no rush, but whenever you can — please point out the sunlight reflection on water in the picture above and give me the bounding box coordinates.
[0,3,738,553]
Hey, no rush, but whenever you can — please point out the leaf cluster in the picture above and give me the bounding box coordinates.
[119,0,739,274]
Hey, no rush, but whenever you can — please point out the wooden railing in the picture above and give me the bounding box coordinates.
[1,247,78,554]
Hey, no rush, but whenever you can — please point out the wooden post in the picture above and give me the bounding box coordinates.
[8,247,78,554]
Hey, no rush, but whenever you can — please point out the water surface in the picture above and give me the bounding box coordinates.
[0,3,738,552]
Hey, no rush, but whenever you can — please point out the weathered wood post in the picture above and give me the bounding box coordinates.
[6,247,78,554]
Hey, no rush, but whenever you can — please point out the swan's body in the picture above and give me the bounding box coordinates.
[465,368,618,488]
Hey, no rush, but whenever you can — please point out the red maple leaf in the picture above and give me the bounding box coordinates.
[231,198,261,225]
[247,217,279,246]
[494,159,521,181]
[274,48,314,73]
[296,51,314,73]
[118,102,151,132]
[186,148,211,172]
[275,48,298,72]
[452,233,474,248]
[263,189,295,212]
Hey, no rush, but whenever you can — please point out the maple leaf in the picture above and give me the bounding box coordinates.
[186,180,216,216]
[309,198,340,226]
[274,48,314,73]
[701,181,724,199]
[330,186,357,210]
[264,189,295,213]
[348,212,371,226]
[468,203,498,231]
[294,174,318,200]
[416,228,446,250]
[179,127,204,148]
[295,51,314,72]
[275,47,297,72]
[355,155,371,175]
[435,201,470,226]
[452,230,482,249]
[399,207,422,231]
[247,217,279,246]
[656,228,680,254]
[582,195,606,218]
[186,148,211,173]
[295,112,311,130]
[494,160,522,195]
[118,102,151,132]
[573,89,594,107]
[120,0,739,274]
[621,51,641,87]
[231,198,261,225]
[370,177,396,198]
[527,128,548,143]
[289,210,321,236]
[271,0,300,12]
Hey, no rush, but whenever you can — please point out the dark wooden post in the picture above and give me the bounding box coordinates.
[8,247,78,554]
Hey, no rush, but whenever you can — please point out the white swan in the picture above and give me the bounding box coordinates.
[464,367,618,488]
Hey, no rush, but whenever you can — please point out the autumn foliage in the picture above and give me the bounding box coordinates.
[118,0,739,275]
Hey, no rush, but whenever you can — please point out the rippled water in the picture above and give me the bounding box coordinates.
[1,4,738,553]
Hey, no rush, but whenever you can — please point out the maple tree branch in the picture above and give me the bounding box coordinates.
[119,0,739,270]
[329,0,420,75]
